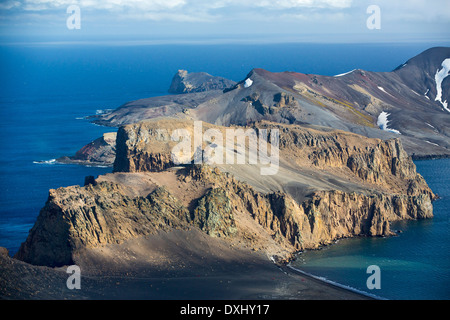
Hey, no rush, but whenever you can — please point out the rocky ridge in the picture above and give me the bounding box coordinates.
[92,47,450,158]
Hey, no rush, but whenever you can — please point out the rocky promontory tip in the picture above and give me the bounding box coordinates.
[168,69,236,94]
[57,132,116,167]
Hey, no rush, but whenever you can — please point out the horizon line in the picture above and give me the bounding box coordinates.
[1,37,450,47]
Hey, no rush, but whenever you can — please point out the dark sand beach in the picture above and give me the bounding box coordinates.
[0,230,370,300]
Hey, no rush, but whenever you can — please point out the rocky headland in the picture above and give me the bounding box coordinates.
[57,132,117,167]
[168,69,236,94]
[15,119,434,268]
[2,48,446,300]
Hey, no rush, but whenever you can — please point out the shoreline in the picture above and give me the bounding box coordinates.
[284,264,384,300]
[411,154,450,161]
[1,241,372,300]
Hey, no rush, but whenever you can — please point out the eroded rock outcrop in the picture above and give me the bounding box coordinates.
[16,118,435,267]
[16,159,434,267]
[57,132,117,167]
[113,120,434,197]
[169,70,236,94]
[15,182,191,267]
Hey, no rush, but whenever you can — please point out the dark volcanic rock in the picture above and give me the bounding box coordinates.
[393,47,450,107]
[57,132,116,167]
[91,48,450,158]
[92,90,222,127]
[169,70,236,94]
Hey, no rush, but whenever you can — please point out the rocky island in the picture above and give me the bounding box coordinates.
[1,48,448,300]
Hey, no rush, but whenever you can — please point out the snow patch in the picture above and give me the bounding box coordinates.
[434,58,450,112]
[377,112,401,135]
[334,69,356,77]
[424,89,430,100]
[377,86,387,93]
[244,78,253,88]
[425,123,436,129]
[425,141,440,147]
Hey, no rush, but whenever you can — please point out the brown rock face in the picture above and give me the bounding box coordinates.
[113,123,175,173]
[15,163,433,267]
[15,182,191,267]
[16,119,435,267]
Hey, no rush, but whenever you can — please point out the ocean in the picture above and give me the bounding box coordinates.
[290,158,450,300]
[0,42,448,300]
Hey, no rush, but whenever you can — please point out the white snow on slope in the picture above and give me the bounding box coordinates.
[244,78,253,88]
[426,141,440,147]
[377,112,401,135]
[424,88,430,100]
[334,69,356,77]
[377,86,387,93]
[434,58,450,112]
[377,86,396,98]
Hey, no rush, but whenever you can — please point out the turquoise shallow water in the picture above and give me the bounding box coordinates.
[290,159,450,300]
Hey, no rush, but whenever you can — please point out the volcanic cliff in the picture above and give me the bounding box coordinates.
[12,48,444,277]
[15,119,434,268]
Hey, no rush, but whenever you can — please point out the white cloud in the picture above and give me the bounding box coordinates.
[1,0,449,41]
[6,0,187,11]
[263,0,353,9]
[194,0,352,10]
[353,0,450,22]
[0,0,356,24]
[4,0,352,12]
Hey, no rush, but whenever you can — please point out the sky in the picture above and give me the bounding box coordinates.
[0,0,449,44]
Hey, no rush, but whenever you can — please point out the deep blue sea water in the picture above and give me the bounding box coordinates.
[0,42,448,299]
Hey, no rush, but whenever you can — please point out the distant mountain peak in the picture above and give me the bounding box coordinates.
[94,47,450,158]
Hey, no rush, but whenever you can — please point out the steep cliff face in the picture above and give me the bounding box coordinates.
[113,119,224,173]
[111,118,435,235]
[16,119,435,267]
[196,166,433,253]
[15,182,191,267]
[114,119,434,197]
[113,122,175,173]
[16,160,434,267]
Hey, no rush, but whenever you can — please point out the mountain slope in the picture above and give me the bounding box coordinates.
[393,47,450,109]
[93,47,450,158]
